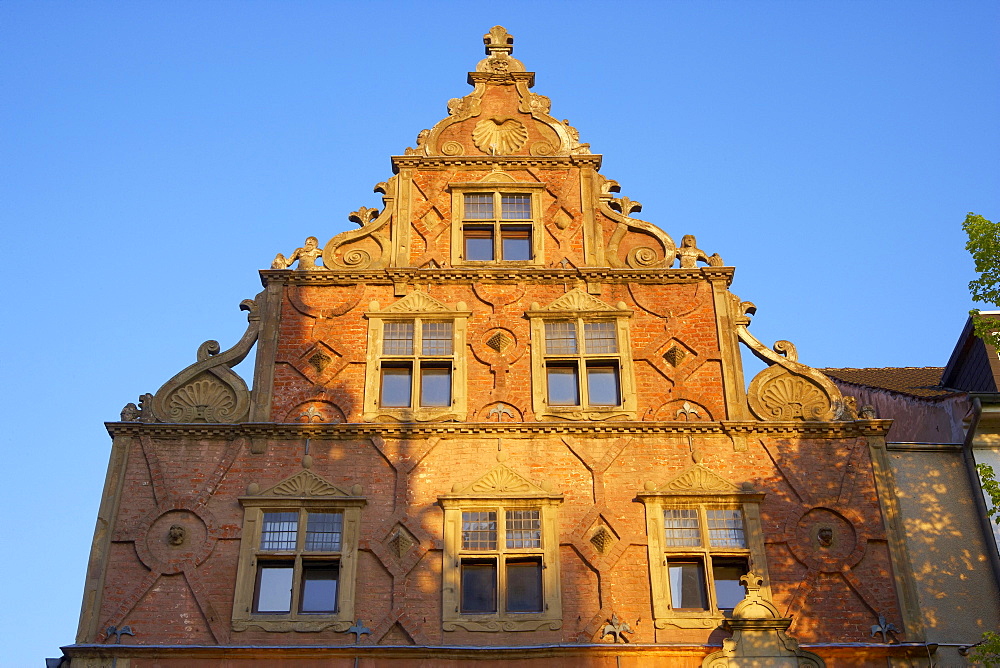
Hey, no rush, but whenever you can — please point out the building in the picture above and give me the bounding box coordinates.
[59,26,997,668]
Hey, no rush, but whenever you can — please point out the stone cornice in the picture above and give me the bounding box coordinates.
[259,267,735,287]
[105,419,891,440]
[390,154,603,172]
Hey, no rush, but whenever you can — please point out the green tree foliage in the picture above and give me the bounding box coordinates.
[963,213,1000,349]
[979,463,1000,526]
[971,630,1000,667]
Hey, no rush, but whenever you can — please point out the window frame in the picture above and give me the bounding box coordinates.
[448,182,546,267]
[639,481,768,629]
[232,478,365,633]
[527,291,637,420]
[363,293,470,422]
[440,469,563,633]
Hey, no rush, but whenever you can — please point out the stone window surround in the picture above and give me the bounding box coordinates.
[639,486,768,630]
[448,181,546,267]
[232,494,365,633]
[526,293,637,421]
[362,294,470,422]
[440,481,563,632]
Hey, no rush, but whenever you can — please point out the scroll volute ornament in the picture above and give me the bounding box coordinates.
[321,179,394,270]
[150,297,261,423]
[734,295,845,421]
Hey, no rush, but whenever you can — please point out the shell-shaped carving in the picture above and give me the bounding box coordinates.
[758,373,831,420]
[165,375,236,423]
[472,117,528,155]
[469,466,534,494]
[270,470,343,497]
[661,466,739,493]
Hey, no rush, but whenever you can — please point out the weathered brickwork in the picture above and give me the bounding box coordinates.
[69,25,930,668]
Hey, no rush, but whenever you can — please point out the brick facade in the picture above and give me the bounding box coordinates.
[66,26,935,668]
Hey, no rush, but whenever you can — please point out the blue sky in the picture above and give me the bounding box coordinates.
[1,1,998,665]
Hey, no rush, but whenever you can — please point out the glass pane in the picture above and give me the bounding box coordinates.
[501,225,531,261]
[544,321,578,354]
[663,509,702,547]
[506,509,541,549]
[707,509,746,548]
[260,512,298,550]
[586,363,620,406]
[668,560,708,610]
[712,558,749,611]
[462,511,498,550]
[461,560,497,613]
[420,365,452,407]
[422,321,453,355]
[305,512,343,551]
[254,563,293,613]
[300,563,339,613]
[380,365,412,407]
[500,194,531,219]
[382,321,414,355]
[464,226,494,260]
[506,558,543,613]
[464,193,494,219]
[547,364,580,406]
[584,322,617,353]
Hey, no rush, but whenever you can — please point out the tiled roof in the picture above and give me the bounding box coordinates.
[819,367,959,399]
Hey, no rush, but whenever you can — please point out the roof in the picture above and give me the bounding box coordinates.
[820,367,959,399]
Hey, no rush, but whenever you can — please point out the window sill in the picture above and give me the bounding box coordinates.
[232,617,353,633]
[443,616,563,633]
[365,408,463,422]
[652,613,727,630]
[539,407,636,421]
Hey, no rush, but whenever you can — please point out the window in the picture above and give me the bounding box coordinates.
[363,292,469,421]
[639,469,769,629]
[441,466,563,633]
[527,290,637,420]
[378,320,454,408]
[457,509,544,614]
[543,320,622,408]
[448,182,545,266]
[461,193,533,261]
[232,471,365,633]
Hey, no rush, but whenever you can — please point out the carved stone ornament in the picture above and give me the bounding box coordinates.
[599,178,678,269]
[701,573,825,668]
[486,330,514,353]
[531,288,627,316]
[258,469,354,498]
[472,117,528,155]
[590,526,615,554]
[449,465,556,497]
[272,236,323,270]
[675,234,724,269]
[644,465,743,495]
[735,296,845,422]
[321,178,394,271]
[387,525,417,559]
[149,297,260,423]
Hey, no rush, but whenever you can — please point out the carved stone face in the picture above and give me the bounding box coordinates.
[168,524,186,546]
[681,234,696,248]
[817,527,834,547]
[304,236,319,250]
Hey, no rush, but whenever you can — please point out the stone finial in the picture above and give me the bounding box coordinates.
[483,26,514,56]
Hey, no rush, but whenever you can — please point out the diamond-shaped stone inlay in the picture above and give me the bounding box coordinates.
[590,527,614,554]
[387,526,417,559]
[486,331,513,353]
[664,345,687,367]
[308,351,332,373]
